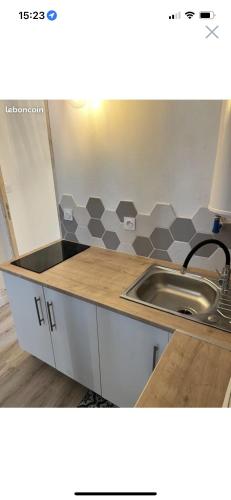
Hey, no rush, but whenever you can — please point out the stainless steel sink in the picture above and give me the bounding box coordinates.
[121,265,231,333]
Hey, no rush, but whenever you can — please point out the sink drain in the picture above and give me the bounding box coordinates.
[177,308,194,316]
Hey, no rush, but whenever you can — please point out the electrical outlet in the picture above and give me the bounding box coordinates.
[63,208,73,221]
[124,217,136,231]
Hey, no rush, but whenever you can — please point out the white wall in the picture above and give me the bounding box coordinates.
[0,204,12,262]
[49,100,222,216]
[0,100,60,255]
[0,203,13,304]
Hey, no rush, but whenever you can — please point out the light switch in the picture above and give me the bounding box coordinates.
[63,208,73,221]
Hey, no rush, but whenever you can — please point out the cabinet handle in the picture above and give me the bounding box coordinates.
[47,301,56,332]
[34,297,45,326]
[152,345,159,370]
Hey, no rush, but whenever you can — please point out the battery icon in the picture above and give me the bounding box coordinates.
[199,11,215,19]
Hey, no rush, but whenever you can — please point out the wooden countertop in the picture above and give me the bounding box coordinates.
[1,243,231,407]
[136,331,231,407]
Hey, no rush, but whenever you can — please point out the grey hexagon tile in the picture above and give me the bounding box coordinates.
[60,194,77,210]
[190,233,217,257]
[63,217,78,233]
[150,227,173,250]
[59,204,64,220]
[170,218,196,242]
[88,219,105,238]
[133,236,153,257]
[65,232,78,243]
[136,214,155,237]
[86,197,105,219]
[168,241,191,263]
[150,203,176,228]
[150,249,171,262]
[73,206,90,226]
[60,221,66,238]
[101,210,122,231]
[103,231,120,250]
[116,201,137,222]
[118,243,136,255]
[217,224,231,249]
[192,207,214,233]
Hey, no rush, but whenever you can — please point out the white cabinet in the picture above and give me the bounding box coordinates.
[43,287,101,394]
[4,272,170,405]
[97,307,170,407]
[3,273,55,367]
[4,273,101,394]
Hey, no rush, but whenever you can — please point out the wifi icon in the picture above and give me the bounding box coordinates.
[185,11,195,19]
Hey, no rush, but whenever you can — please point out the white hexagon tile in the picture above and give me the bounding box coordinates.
[150,203,176,228]
[168,242,191,263]
[136,214,156,237]
[192,207,214,233]
[73,206,90,226]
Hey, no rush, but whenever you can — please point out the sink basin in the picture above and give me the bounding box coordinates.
[136,271,217,315]
[121,265,231,333]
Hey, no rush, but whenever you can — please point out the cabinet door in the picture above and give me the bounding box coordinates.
[97,307,170,407]
[43,287,101,394]
[3,273,55,367]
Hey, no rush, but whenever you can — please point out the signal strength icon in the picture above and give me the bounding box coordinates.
[185,11,195,19]
[169,12,181,19]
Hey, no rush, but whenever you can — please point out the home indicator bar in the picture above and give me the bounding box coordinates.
[74,493,157,497]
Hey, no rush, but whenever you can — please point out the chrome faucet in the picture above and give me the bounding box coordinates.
[217,265,231,292]
[181,238,231,292]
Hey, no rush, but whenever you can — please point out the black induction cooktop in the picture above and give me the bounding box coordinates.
[12,240,89,273]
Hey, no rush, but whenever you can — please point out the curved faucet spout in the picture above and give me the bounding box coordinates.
[182,238,230,291]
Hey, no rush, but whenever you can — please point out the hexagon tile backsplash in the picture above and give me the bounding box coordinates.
[59,195,231,272]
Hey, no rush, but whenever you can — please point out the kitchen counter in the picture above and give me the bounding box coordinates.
[136,331,231,407]
[1,242,231,407]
